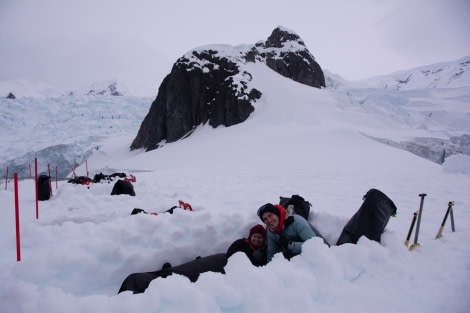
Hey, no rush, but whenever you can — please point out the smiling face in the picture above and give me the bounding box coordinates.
[250,233,265,248]
[261,211,280,230]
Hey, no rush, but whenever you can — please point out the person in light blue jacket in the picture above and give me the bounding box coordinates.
[257,203,317,262]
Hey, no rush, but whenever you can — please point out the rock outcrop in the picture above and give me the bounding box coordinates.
[131,26,325,151]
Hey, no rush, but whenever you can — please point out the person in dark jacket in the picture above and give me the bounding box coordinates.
[226,224,267,267]
[118,224,267,294]
[258,203,317,262]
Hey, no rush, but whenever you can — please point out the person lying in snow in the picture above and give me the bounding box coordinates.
[118,224,267,294]
[258,189,398,263]
[257,203,319,262]
[225,223,267,267]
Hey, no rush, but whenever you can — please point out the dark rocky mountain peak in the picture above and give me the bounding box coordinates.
[130,26,325,152]
[263,26,305,48]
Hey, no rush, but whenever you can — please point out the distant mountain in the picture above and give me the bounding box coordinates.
[78,79,156,97]
[0,79,157,98]
[0,79,63,98]
[359,55,470,90]
[85,81,123,96]
[324,56,470,165]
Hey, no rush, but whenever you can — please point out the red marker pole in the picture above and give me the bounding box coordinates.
[35,158,38,219]
[14,173,21,261]
[48,164,53,197]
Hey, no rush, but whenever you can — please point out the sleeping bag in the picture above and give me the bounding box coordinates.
[38,175,51,201]
[336,188,397,245]
[111,179,135,196]
[118,253,227,294]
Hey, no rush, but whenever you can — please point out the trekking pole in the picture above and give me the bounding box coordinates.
[409,193,426,251]
[404,211,419,247]
[435,201,455,239]
[450,202,456,232]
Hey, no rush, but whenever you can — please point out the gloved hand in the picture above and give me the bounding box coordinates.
[278,234,289,252]
[252,250,267,266]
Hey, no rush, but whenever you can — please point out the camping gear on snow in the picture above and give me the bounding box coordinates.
[279,194,311,220]
[124,174,136,182]
[131,208,147,215]
[178,200,193,211]
[435,201,456,239]
[336,188,397,245]
[404,211,419,247]
[279,194,330,247]
[130,206,176,215]
[130,200,194,215]
[38,174,51,201]
[111,179,135,196]
[110,172,126,178]
[92,172,106,183]
[93,172,135,183]
[408,193,426,251]
[118,253,227,294]
[67,176,93,185]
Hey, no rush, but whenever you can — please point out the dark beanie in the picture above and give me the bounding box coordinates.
[257,203,280,221]
[249,224,266,238]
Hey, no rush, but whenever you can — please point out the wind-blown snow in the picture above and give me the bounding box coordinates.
[0,60,469,313]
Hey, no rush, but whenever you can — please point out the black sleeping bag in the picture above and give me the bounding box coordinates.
[38,175,51,201]
[336,188,397,245]
[110,180,135,196]
[118,253,228,294]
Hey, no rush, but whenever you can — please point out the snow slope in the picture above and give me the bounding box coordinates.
[0,60,469,313]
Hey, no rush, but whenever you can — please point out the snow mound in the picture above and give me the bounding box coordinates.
[442,154,470,175]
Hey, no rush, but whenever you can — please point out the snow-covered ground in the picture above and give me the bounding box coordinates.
[0,60,469,313]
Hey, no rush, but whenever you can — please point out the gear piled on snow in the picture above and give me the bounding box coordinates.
[118,189,401,294]
[37,174,51,201]
[67,172,136,185]
[407,193,426,250]
[435,201,456,239]
[279,194,311,221]
[131,200,194,216]
[336,189,397,245]
[118,253,227,294]
[110,179,135,196]
[279,194,330,247]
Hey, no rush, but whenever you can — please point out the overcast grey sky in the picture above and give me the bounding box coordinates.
[1,0,469,90]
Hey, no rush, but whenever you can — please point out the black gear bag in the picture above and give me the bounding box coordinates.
[336,189,397,245]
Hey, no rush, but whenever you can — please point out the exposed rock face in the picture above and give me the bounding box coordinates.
[251,27,325,88]
[131,26,325,151]
[87,82,124,96]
